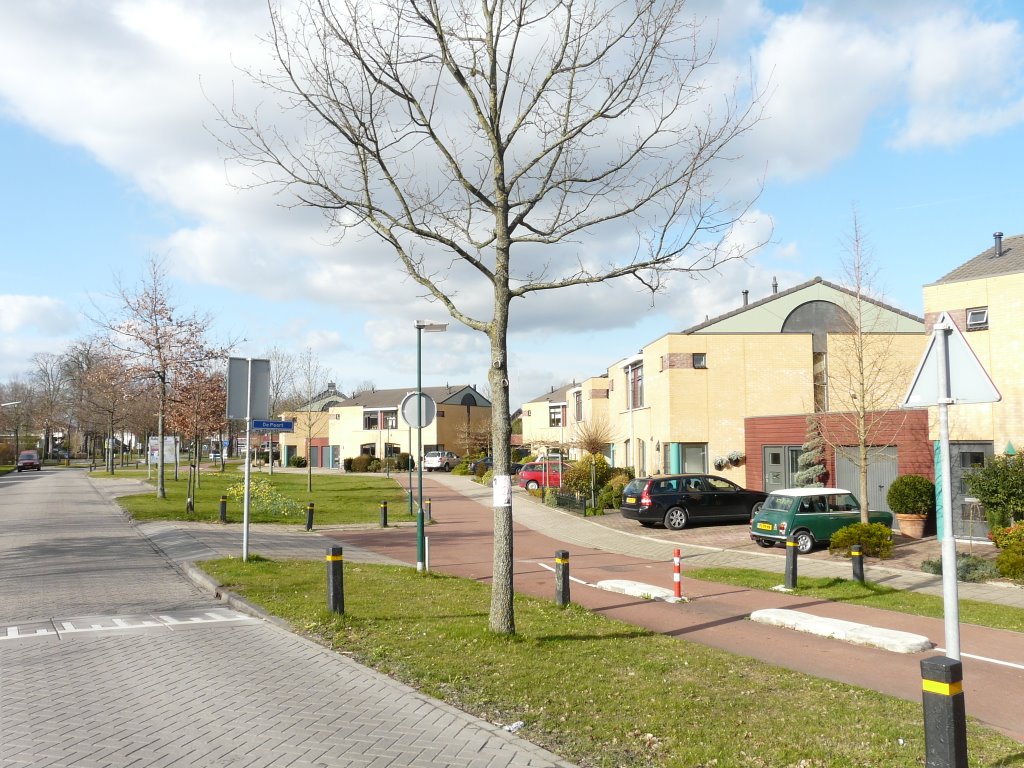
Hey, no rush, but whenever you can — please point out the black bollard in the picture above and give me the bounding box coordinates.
[326,546,344,614]
[851,544,865,583]
[425,498,432,522]
[305,502,315,531]
[784,535,798,589]
[219,495,227,523]
[921,656,968,768]
[555,550,570,607]
[379,500,388,528]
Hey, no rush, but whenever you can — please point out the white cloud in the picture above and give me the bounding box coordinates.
[0,296,78,335]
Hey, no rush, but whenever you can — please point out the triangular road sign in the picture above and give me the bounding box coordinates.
[903,312,1001,408]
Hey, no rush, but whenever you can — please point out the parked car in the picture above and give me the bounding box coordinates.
[16,450,41,472]
[468,457,522,474]
[749,487,893,554]
[423,450,459,472]
[620,474,768,530]
[517,460,571,490]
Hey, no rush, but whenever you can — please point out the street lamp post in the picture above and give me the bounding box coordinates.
[415,320,447,571]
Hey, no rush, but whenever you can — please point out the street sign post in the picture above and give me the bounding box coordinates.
[902,312,1000,662]
[252,420,294,432]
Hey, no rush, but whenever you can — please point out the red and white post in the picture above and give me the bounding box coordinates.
[673,548,682,599]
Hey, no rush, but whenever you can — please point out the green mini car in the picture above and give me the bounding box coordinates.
[749,487,893,554]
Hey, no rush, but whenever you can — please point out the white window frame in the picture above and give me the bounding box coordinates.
[966,307,988,331]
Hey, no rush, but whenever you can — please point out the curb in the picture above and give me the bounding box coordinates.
[180,560,293,631]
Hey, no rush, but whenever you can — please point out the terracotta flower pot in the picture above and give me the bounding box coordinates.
[895,513,928,539]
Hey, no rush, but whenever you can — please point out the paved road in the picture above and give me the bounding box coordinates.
[0,469,575,768]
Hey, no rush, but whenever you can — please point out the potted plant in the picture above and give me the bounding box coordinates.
[713,456,728,471]
[886,474,935,539]
[727,450,745,467]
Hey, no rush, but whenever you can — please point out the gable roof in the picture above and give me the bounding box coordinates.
[296,383,349,413]
[928,233,1024,286]
[679,276,923,334]
[523,382,580,405]
[342,384,491,409]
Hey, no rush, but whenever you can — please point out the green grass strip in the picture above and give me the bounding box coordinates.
[200,557,1019,767]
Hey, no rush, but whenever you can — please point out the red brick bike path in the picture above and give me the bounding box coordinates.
[323,475,1024,743]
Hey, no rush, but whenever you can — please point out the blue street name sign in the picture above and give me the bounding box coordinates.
[251,419,294,432]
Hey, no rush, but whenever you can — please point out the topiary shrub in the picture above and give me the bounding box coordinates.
[921,552,1000,583]
[396,452,414,471]
[990,522,1024,549]
[996,543,1024,581]
[544,487,559,507]
[828,523,893,559]
[288,455,307,468]
[596,473,632,511]
[343,457,354,472]
[886,474,935,515]
[350,454,373,473]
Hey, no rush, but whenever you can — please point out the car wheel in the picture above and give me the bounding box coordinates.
[526,480,539,490]
[794,530,815,554]
[443,463,450,472]
[751,501,764,516]
[663,506,689,530]
[755,539,775,549]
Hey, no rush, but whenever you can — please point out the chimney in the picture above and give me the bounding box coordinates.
[742,289,749,306]
[772,276,778,294]
[327,382,336,392]
[994,231,1004,257]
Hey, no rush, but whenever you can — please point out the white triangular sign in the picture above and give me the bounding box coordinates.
[902,312,1001,408]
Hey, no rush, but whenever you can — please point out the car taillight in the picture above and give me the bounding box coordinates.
[778,521,787,533]
[640,488,652,508]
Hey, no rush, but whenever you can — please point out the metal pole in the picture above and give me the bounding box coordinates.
[219,495,227,524]
[408,426,413,516]
[305,502,315,531]
[425,498,432,522]
[326,546,344,614]
[673,548,682,599]
[851,544,864,583]
[380,500,388,528]
[243,358,253,562]
[921,656,968,767]
[936,324,961,660]
[416,325,425,572]
[785,536,798,589]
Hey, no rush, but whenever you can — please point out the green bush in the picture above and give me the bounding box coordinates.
[396,452,414,471]
[886,475,935,515]
[996,543,1024,581]
[563,453,612,496]
[544,488,559,507]
[368,459,382,473]
[990,522,1024,549]
[828,523,894,559]
[965,453,1024,530]
[343,457,354,471]
[350,454,373,473]
[596,473,632,511]
[288,455,307,468]
[225,476,303,518]
[452,460,471,475]
[921,552,1000,583]
[480,469,494,486]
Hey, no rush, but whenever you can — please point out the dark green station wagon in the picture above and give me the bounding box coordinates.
[749,487,893,554]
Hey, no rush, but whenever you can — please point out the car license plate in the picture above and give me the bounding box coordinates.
[756,522,773,531]
[625,497,636,504]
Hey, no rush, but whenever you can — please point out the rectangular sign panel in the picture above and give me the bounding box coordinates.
[252,419,294,432]
[226,357,271,420]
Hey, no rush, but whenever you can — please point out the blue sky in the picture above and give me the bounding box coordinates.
[2,1,1023,409]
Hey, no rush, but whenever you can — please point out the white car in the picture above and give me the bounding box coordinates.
[423,450,458,472]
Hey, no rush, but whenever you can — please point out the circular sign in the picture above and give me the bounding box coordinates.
[400,392,436,428]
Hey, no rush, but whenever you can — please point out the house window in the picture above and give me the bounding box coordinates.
[573,391,582,422]
[692,353,707,369]
[966,307,988,331]
[626,362,644,409]
[549,405,563,427]
[382,410,398,429]
[363,411,379,430]
[360,443,376,456]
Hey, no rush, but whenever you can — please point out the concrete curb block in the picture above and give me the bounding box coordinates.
[750,608,933,653]
[181,561,293,631]
[593,579,687,604]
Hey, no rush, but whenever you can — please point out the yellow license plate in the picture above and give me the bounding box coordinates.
[757,522,774,530]
[625,497,637,504]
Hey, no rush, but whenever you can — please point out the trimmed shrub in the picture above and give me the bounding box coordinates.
[288,455,307,468]
[563,453,612,496]
[544,487,559,508]
[343,457,354,472]
[350,454,373,473]
[396,452,414,471]
[596,473,632,512]
[996,543,1024,581]
[990,522,1024,549]
[368,459,382,473]
[964,453,1024,530]
[481,469,494,487]
[828,523,894,559]
[886,474,935,515]
[921,552,1000,583]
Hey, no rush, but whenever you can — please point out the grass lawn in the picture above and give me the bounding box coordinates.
[110,468,415,526]
[200,557,1020,767]
[689,567,1024,634]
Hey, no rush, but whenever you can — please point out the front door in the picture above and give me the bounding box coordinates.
[763,446,787,493]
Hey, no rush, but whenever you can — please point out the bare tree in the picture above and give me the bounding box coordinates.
[225,0,763,633]
[31,353,72,460]
[95,257,228,498]
[293,346,332,491]
[167,364,227,506]
[571,416,617,457]
[80,349,136,474]
[824,214,914,521]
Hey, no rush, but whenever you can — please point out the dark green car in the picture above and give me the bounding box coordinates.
[749,487,893,554]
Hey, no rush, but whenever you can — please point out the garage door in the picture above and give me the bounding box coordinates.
[835,446,898,512]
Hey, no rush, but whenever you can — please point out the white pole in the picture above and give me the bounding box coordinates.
[936,324,961,660]
[243,358,253,562]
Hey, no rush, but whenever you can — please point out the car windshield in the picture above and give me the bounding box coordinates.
[19,452,36,460]
[763,494,796,512]
[623,479,646,496]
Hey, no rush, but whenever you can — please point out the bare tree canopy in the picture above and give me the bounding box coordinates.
[225,0,764,633]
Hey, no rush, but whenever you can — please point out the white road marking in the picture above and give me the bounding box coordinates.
[935,647,1024,671]
[533,560,590,585]
[0,609,257,642]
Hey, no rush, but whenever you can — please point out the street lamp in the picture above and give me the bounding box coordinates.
[415,319,447,572]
